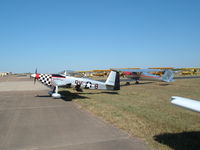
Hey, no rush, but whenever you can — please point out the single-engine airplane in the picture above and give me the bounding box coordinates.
[117,69,174,84]
[31,70,120,98]
[170,96,200,113]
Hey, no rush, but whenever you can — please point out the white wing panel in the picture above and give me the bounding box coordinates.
[117,69,161,72]
[171,96,200,113]
[51,79,71,86]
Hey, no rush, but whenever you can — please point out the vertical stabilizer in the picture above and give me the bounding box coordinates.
[105,71,120,90]
[162,70,174,82]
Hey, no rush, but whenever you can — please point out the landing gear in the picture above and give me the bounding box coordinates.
[125,82,130,85]
[75,84,83,92]
[51,86,61,98]
[135,80,139,84]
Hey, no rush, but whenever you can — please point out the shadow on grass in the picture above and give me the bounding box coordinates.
[121,81,154,87]
[101,91,119,94]
[174,76,200,79]
[154,131,200,150]
[158,83,171,86]
[36,90,118,101]
[59,91,89,101]
[67,91,119,95]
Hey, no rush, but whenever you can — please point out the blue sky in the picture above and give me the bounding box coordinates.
[0,0,199,73]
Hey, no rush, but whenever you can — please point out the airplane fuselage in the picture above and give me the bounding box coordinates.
[33,73,115,90]
[31,70,119,98]
[123,72,162,82]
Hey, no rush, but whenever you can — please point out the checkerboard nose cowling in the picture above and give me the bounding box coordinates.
[38,74,52,86]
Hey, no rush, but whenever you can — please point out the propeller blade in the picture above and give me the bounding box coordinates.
[33,68,38,84]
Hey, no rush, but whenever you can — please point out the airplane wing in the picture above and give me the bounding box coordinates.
[170,96,200,113]
[51,79,71,87]
[116,69,162,73]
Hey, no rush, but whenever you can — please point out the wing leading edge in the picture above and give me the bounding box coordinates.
[116,69,162,73]
[170,96,200,113]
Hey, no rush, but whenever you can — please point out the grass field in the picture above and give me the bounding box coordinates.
[60,78,200,150]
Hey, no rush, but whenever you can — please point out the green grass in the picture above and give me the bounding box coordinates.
[60,79,200,150]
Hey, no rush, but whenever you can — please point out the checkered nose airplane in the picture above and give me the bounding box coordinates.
[31,70,120,98]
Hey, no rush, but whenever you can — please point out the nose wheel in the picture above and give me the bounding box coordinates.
[52,93,61,98]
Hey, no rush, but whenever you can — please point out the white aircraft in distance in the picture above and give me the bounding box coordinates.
[170,96,200,113]
[31,70,120,98]
[117,69,174,84]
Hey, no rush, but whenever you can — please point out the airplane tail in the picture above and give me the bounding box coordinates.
[161,70,174,82]
[105,71,120,90]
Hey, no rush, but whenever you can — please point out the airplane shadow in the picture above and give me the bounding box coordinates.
[120,81,154,87]
[35,90,119,101]
[73,91,119,95]
[158,83,171,86]
[35,95,51,98]
[101,91,119,94]
[59,91,89,101]
[174,76,200,79]
[35,91,89,102]
[153,131,200,150]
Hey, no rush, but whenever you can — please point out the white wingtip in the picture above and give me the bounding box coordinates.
[170,96,200,113]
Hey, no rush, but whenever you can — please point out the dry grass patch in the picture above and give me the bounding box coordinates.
[60,78,200,150]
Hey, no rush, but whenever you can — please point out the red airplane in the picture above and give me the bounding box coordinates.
[118,69,174,84]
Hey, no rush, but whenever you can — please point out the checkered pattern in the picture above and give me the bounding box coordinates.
[38,74,52,86]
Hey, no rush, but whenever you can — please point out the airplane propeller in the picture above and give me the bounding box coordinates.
[34,68,37,84]
[30,68,38,84]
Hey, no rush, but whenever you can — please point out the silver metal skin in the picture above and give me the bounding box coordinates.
[31,71,120,98]
[170,96,200,113]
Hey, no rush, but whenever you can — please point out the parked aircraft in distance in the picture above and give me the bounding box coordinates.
[117,69,174,84]
[31,70,120,98]
[170,96,200,113]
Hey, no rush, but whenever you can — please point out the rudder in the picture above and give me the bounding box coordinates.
[162,70,174,82]
[105,71,120,90]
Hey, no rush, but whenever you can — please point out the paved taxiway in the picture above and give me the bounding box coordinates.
[0,76,150,150]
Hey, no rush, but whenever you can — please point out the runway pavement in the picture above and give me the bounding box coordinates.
[0,76,150,150]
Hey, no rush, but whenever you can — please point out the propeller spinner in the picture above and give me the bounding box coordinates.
[31,69,39,84]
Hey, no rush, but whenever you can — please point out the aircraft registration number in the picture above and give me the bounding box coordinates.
[75,80,98,89]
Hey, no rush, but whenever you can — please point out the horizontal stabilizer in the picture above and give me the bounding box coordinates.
[170,96,200,113]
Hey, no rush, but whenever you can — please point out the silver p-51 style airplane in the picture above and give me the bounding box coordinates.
[31,70,120,98]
